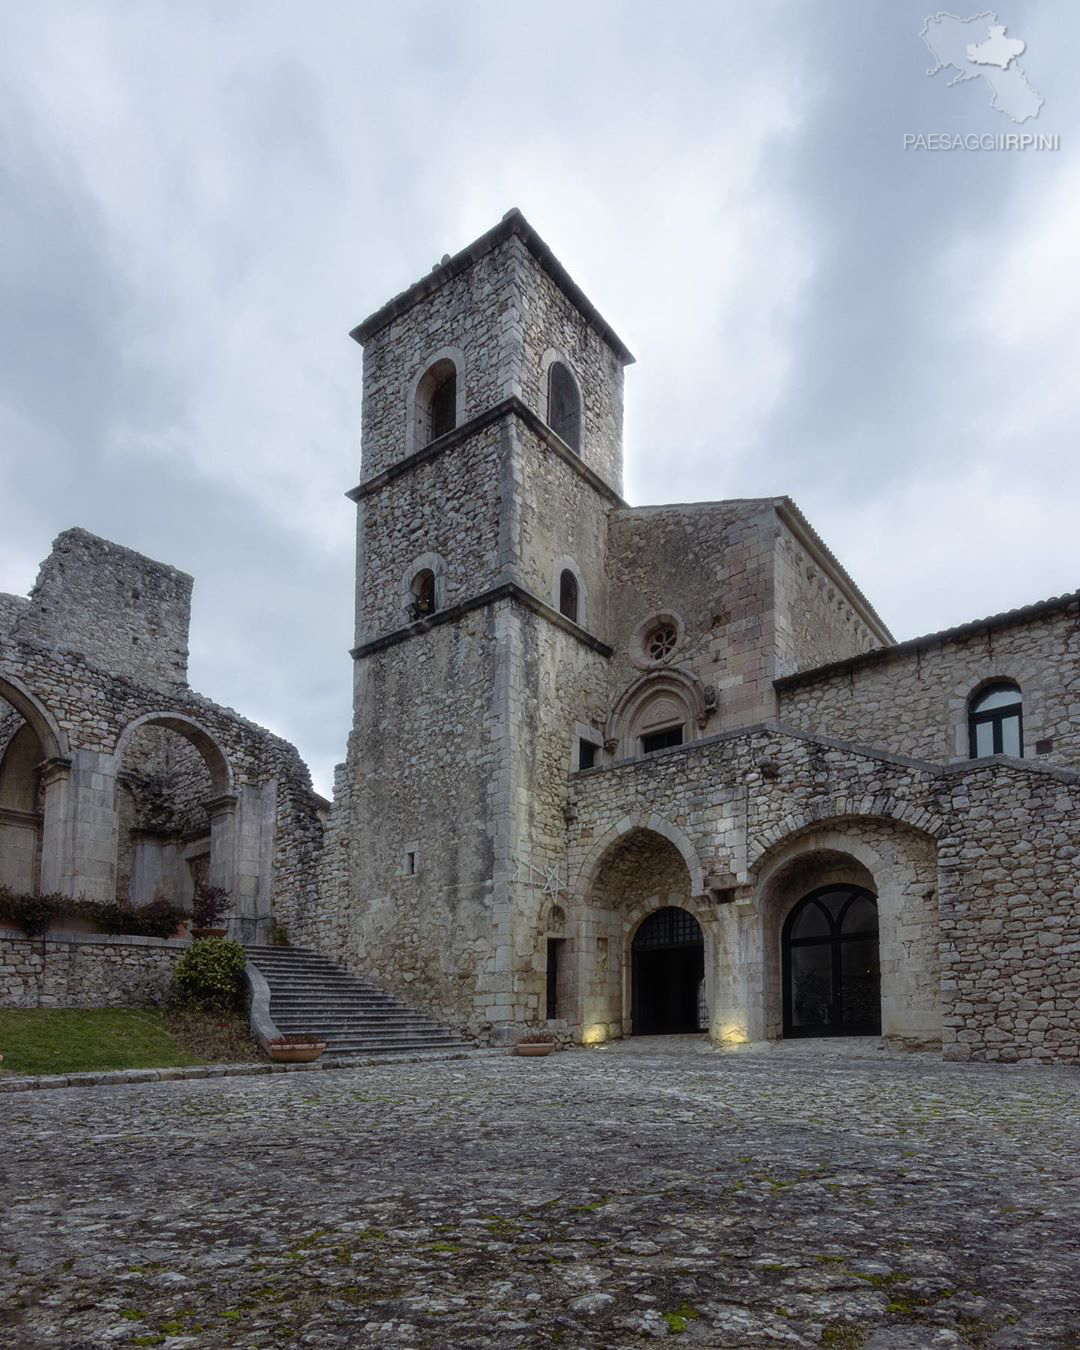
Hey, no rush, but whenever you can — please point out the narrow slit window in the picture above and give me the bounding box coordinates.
[546,938,561,1020]
[559,569,579,623]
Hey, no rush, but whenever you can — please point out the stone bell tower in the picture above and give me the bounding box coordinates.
[334,209,634,1040]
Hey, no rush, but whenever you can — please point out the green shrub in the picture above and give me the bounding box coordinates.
[173,939,247,1011]
[0,887,186,939]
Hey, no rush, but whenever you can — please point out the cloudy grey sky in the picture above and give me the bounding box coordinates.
[2,1,1077,795]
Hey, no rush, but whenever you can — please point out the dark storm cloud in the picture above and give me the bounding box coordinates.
[1,0,1077,791]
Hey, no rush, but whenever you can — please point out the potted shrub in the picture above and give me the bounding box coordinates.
[514,1028,555,1057]
[267,1033,327,1064]
[190,883,231,939]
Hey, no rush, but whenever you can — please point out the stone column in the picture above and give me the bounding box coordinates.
[205,793,238,903]
[59,750,118,900]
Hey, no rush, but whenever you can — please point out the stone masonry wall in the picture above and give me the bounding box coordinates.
[357,231,625,493]
[777,602,1080,769]
[13,529,192,693]
[565,726,1080,1062]
[939,762,1080,1063]
[356,422,504,638]
[773,518,883,676]
[605,501,780,730]
[0,932,186,1008]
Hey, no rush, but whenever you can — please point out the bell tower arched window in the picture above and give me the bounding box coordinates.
[414,358,458,448]
[547,361,582,453]
[410,569,437,619]
[968,682,1023,758]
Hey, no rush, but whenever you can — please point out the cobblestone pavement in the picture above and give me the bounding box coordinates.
[1,1040,1078,1349]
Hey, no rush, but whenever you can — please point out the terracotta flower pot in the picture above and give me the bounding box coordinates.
[514,1042,554,1057]
[269,1042,327,1064]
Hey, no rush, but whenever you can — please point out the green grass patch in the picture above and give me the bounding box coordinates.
[662,1302,700,1333]
[0,1008,204,1076]
[0,1007,262,1076]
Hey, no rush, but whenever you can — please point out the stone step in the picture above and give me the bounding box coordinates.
[246,944,466,1053]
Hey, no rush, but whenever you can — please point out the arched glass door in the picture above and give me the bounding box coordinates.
[782,886,881,1037]
[631,906,704,1035]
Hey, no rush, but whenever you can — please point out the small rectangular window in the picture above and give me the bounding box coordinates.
[641,725,684,755]
[405,851,416,876]
[578,739,598,770]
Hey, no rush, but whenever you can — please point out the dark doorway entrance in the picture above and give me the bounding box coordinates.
[631,906,704,1035]
[782,885,881,1037]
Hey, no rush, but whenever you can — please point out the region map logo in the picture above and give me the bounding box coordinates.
[906,11,1057,151]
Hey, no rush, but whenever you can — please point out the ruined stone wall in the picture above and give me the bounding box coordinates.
[13,529,192,693]
[0,593,28,637]
[0,932,186,1008]
[773,519,883,676]
[777,603,1080,769]
[1,531,325,937]
[605,501,779,730]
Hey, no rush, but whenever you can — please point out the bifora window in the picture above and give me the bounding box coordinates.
[968,682,1023,758]
[548,361,582,452]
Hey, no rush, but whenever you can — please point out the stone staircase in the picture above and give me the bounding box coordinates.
[245,945,471,1057]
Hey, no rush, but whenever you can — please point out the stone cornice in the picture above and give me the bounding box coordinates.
[345,396,626,507]
[351,581,614,660]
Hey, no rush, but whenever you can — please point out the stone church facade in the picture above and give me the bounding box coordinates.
[2,210,1077,1065]
[322,209,1080,1064]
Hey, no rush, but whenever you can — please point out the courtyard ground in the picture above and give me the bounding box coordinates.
[0,1039,1077,1349]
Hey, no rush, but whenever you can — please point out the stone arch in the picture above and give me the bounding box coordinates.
[110,712,232,796]
[574,812,708,901]
[751,817,940,1046]
[0,673,68,894]
[406,345,466,451]
[572,821,717,1042]
[0,672,66,760]
[109,713,235,912]
[747,798,943,875]
[605,669,713,761]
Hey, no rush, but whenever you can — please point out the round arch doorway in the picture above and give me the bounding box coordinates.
[631,906,705,1035]
[782,885,881,1037]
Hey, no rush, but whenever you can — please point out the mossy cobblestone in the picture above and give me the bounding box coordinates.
[0,1042,1077,1347]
